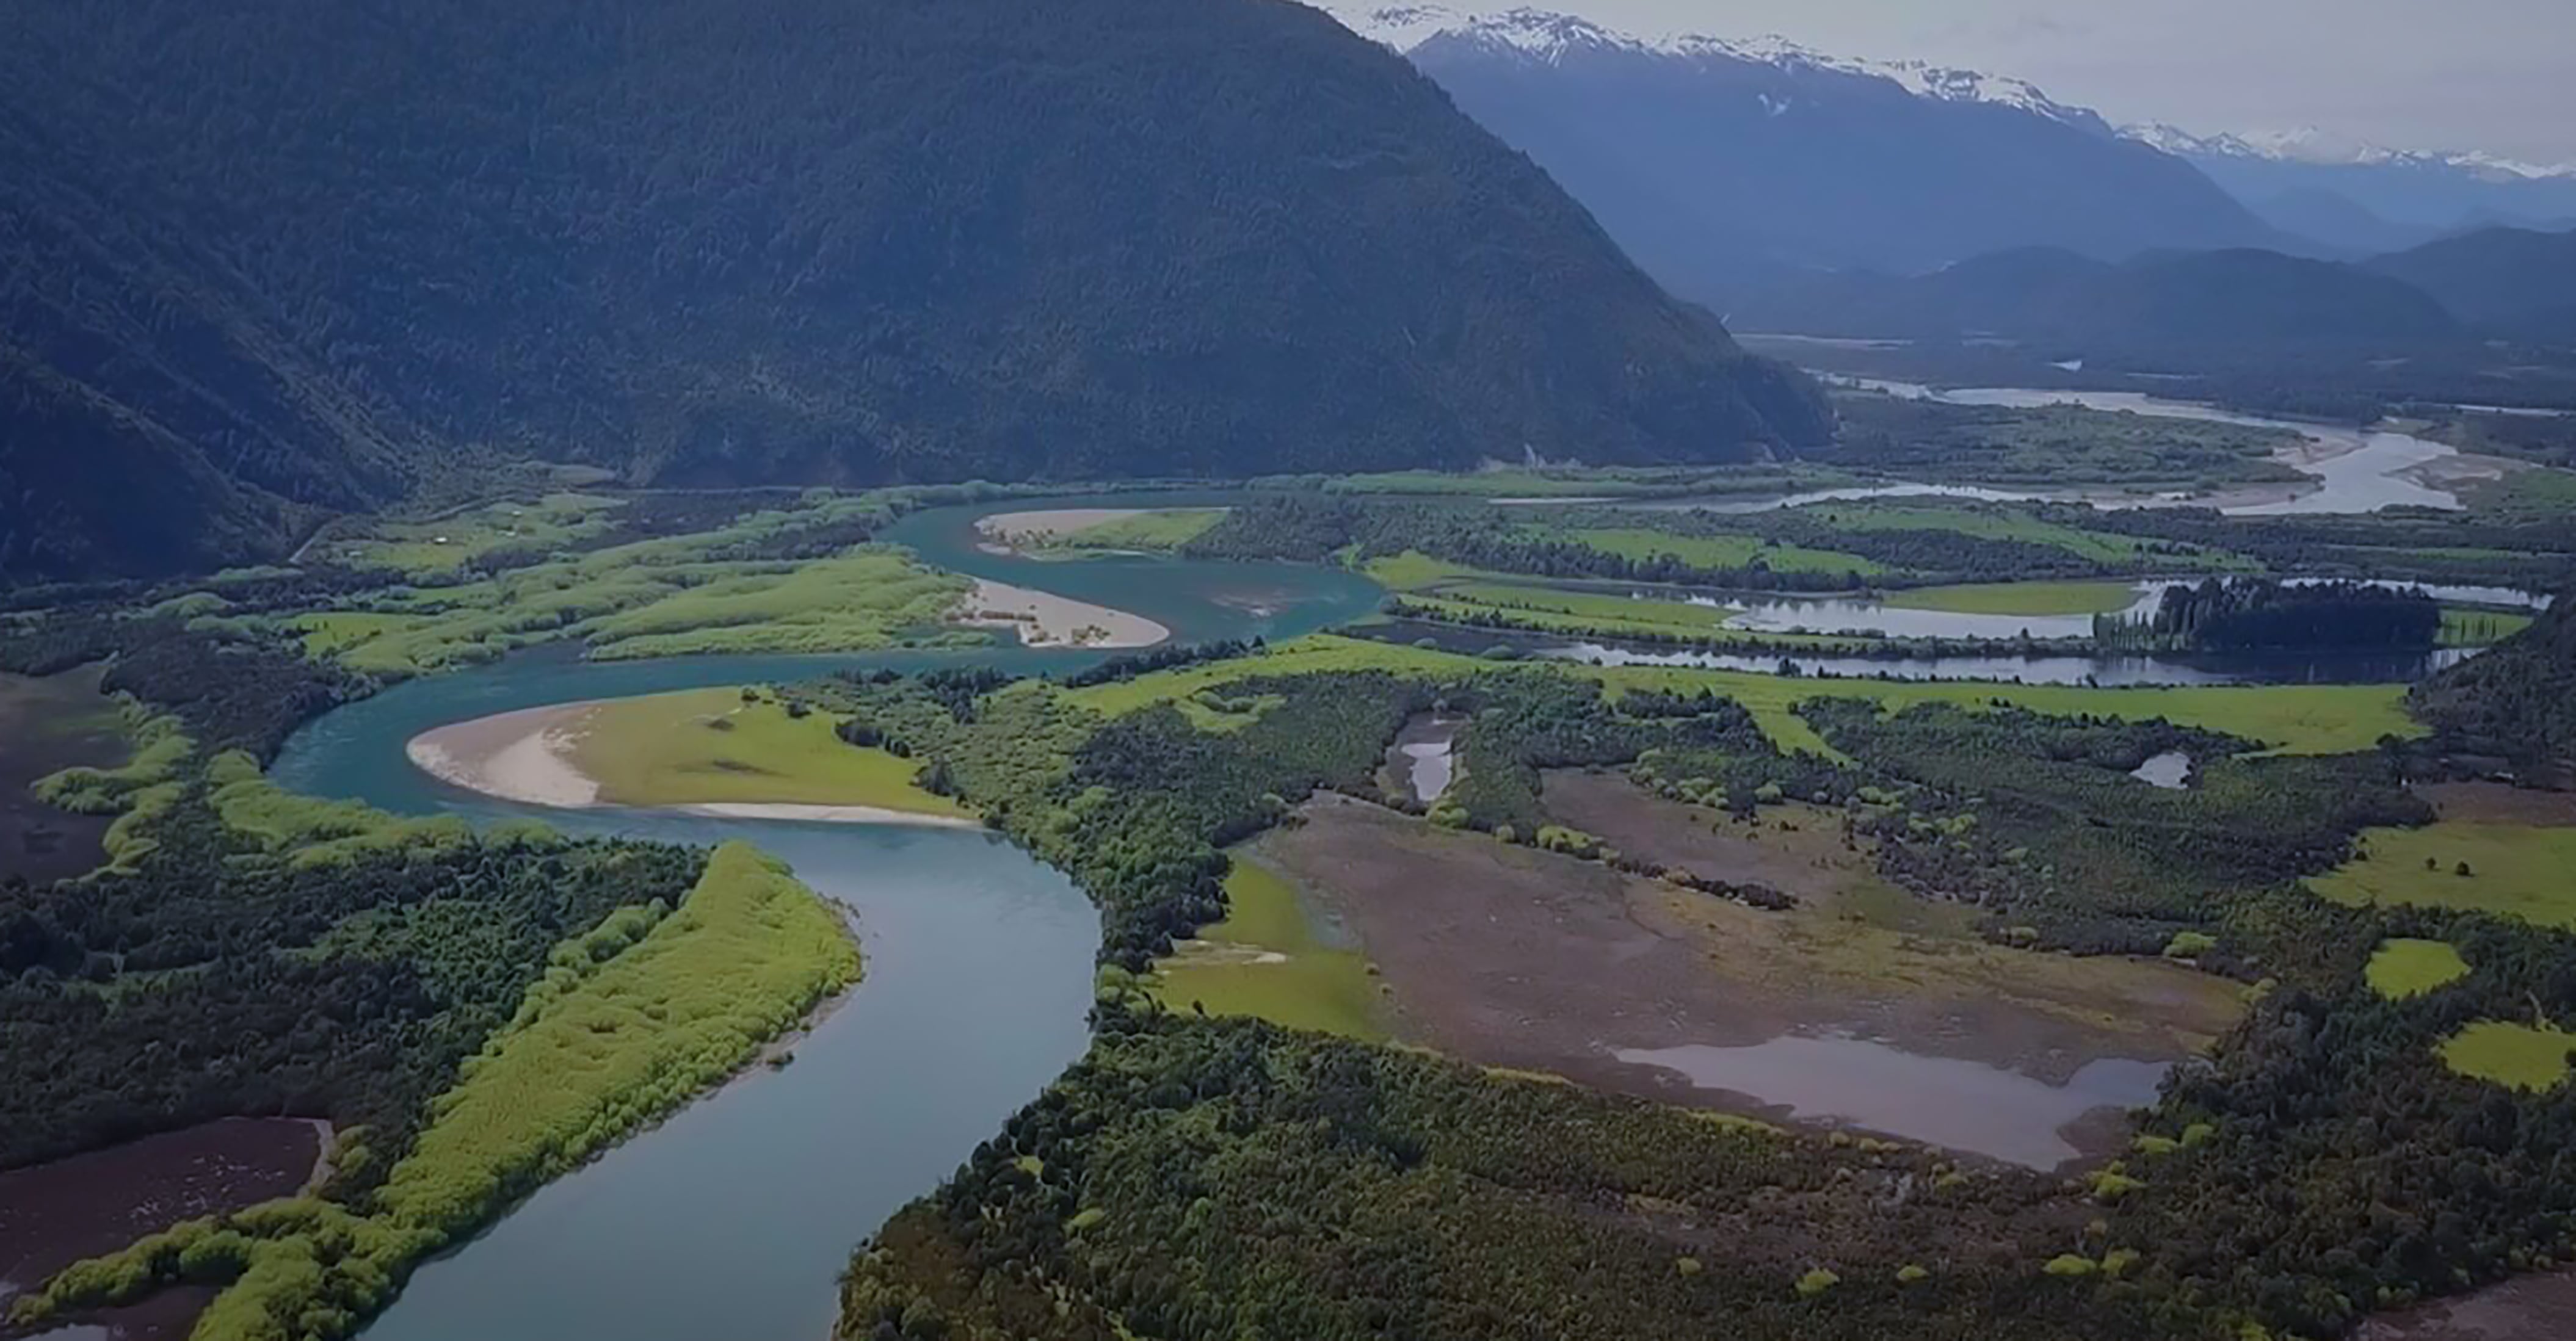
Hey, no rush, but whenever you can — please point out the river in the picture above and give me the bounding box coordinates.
[252,500,1380,1341]
[1620,380,2487,516]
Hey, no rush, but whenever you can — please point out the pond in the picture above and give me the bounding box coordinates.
[1613,1036,2169,1169]
[2130,751,2193,790]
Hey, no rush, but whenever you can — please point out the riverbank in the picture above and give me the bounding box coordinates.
[955,577,1168,648]
[404,692,978,825]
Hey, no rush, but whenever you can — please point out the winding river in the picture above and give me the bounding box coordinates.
[259,501,1378,1341]
[236,468,2503,1336]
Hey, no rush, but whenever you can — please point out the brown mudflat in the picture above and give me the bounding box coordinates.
[0,664,129,885]
[1255,786,2242,1166]
[0,1118,324,1339]
[2418,781,2576,827]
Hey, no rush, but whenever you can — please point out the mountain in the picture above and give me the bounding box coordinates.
[1732,247,2460,350]
[0,0,1825,582]
[2363,226,2576,339]
[1325,5,2279,303]
[2127,124,2576,240]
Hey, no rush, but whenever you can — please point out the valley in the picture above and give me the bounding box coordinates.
[4,6,2575,1340]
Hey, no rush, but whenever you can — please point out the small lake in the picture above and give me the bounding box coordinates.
[1615,1036,2169,1169]
[1385,715,1460,803]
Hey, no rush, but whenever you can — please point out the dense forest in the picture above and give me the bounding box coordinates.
[2097,579,2442,651]
[0,0,1826,581]
[810,654,2576,1341]
[2412,596,2576,776]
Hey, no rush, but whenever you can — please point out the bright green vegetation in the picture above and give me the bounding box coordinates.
[1069,635,2419,758]
[2438,607,2533,647]
[1048,508,1226,552]
[1801,503,2248,568]
[1884,580,2141,616]
[1558,527,1882,577]
[1145,859,1385,1041]
[13,843,855,1341]
[571,688,971,816]
[2437,1021,2576,1091]
[1359,551,1513,591]
[332,493,622,577]
[2364,939,2471,999]
[376,842,857,1229]
[2312,822,2576,929]
[291,497,973,674]
[208,751,476,864]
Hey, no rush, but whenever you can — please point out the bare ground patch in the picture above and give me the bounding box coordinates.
[2418,781,2576,827]
[1255,793,2243,1165]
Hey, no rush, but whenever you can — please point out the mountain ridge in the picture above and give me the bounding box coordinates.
[0,0,1825,581]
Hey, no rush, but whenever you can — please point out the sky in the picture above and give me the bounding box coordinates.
[1475,1,2576,166]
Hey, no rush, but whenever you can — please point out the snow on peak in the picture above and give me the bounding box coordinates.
[1322,5,2102,129]
[2119,122,2576,181]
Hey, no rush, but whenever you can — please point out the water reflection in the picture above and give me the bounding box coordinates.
[1614,1035,2168,1168]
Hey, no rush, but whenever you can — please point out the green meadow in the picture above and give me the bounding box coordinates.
[2364,939,2471,999]
[573,689,971,817]
[2312,822,2576,930]
[2439,1021,2576,1091]
[1148,858,1385,1042]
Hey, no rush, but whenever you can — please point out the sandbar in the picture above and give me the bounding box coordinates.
[956,577,1167,648]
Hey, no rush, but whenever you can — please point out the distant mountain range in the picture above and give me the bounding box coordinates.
[2124,125,2576,255]
[1325,5,2281,300]
[1329,5,2576,295]
[1729,247,2461,351]
[0,0,1826,581]
[1730,223,2576,356]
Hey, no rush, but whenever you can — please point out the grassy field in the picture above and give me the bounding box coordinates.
[2439,607,2534,647]
[2364,938,2472,999]
[1797,503,2250,569]
[573,689,971,816]
[1148,858,1385,1041]
[1050,509,1225,552]
[2439,1021,2576,1091]
[2310,822,2576,929]
[1883,581,2142,616]
[333,493,623,577]
[1063,634,2420,758]
[293,495,970,674]
[1360,551,1518,592]
[1558,527,1884,577]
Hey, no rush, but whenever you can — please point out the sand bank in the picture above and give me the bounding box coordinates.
[973,508,1155,550]
[407,702,601,808]
[956,577,1167,648]
[409,702,987,828]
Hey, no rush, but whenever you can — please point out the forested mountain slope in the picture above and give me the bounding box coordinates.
[1732,246,2459,350]
[2412,595,2576,771]
[0,0,1824,581]
[2364,226,2576,339]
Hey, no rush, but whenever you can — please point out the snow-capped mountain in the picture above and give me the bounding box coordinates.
[1331,5,2105,131]
[2124,123,2576,183]
[2121,122,2576,251]
[1318,4,2276,300]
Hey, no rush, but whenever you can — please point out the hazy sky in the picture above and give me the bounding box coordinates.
[1521,1,2576,165]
